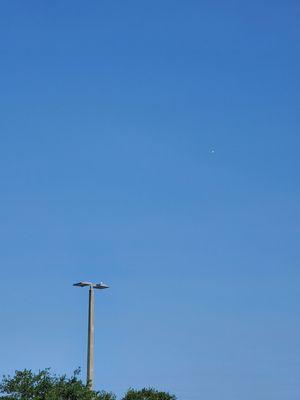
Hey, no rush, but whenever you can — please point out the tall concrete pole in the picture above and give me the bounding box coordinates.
[73,281,109,391]
[87,286,94,389]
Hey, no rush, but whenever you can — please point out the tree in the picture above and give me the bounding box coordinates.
[122,388,176,400]
[0,370,176,400]
[0,369,116,400]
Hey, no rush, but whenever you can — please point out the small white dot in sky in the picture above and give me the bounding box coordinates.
[210,149,215,154]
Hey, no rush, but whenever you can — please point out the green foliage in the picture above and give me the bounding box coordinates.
[0,370,176,400]
[122,388,176,400]
[0,369,116,400]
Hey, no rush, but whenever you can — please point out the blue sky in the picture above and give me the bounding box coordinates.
[0,1,299,399]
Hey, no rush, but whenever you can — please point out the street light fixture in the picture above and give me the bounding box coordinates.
[73,281,109,389]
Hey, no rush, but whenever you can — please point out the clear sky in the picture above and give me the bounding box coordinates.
[0,1,299,399]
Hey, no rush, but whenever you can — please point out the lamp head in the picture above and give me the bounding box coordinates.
[73,281,109,289]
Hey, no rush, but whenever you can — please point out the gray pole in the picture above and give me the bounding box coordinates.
[87,286,94,389]
[73,281,109,391]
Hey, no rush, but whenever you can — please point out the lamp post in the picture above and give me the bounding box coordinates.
[73,281,109,390]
